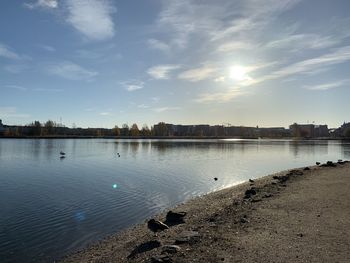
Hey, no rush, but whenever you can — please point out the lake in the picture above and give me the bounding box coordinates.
[0,139,349,262]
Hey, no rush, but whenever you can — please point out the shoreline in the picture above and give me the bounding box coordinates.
[60,160,350,262]
[0,136,348,140]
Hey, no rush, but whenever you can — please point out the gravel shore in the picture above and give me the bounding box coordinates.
[61,161,350,263]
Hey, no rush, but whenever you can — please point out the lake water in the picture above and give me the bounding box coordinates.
[0,139,349,262]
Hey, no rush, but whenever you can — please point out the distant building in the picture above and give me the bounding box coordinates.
[289,123,329,138]
[331,122,350,137]
[0,119,5,135]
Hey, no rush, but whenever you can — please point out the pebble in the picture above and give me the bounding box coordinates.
[161,245,181,254]
[151,255,173,263]
[175,231,200,244]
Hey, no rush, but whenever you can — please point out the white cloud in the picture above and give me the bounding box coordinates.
[38,44,56,52]
[24,0,58,9]
[66,0,116,41]
[121,81,144,92]
[147,39,170,52]
[0,107,31,119]
[34,88,63,92]
[266,34,341,50]
[178,65,217,82]
[304,79,350,91]
[253,46,350,85]
[0,43,21,60]
[99,112,111,116]
[156,0,301,50]
[3,65,28,74]
[48,61,98,81]
[147,64,181,80]
[153,107,181,113]
[217,41,255,53]
[195,89,246,103]
[138,104,149,109]
[5,85,27,91]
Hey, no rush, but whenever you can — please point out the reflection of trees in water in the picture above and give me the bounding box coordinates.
[289,140,328,158]
[341,140,350,158]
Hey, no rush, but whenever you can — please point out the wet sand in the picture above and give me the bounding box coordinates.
[61,161,350,263]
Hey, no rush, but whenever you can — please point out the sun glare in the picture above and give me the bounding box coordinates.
[229,66,249,81]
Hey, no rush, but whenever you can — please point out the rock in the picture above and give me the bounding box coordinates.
[321,161,336,167]
[161,245,181,254]
[148,219,169,233]
[151,255,173,263]
[251,198,262,203]
[316,162,321,165]
[244,188,257,199]
[264,193,273,198]
[298,233,303,237]
[240,217,249,224]
[128,240,162,259]
[214,177,218,181]
[165,211,186,224]
[175,231,200,244]
[303,167,310,171]
[290,170,303,176]
[249,179,255,183]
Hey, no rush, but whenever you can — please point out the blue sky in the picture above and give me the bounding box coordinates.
[1,0,349,128]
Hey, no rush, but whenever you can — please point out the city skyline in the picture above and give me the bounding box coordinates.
[1,0,350,128]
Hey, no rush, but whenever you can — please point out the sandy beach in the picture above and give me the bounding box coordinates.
[61,161,350,263]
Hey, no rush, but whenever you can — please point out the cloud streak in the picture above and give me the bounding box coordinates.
[178,65,217,82]
[252,46,350,85]
[195,89,246,103]
[147,64,181,80]
[24,0,58,9]
[304,79,350,91]
[0,43,21,60]
[121,81,144,92]
[48,61,98,81]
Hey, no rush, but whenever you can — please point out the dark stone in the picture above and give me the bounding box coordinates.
[264,193,273,198]
[240,218,249,223]
[303,167,310,171]
[249,179,255,183]
[290,170,303,176]
[244,188,257,199]
[321,161,337,167]
[214,177,218,181]
[251,198,262,203]
[316,162,321,165]
[128,240,162,259]
[151,255,173,263]
[161,245,181,254]
[175,231,200,244]
[148,219,169,233]
[164,211,186,226]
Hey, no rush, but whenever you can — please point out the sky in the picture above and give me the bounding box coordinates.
[0,0,350,128]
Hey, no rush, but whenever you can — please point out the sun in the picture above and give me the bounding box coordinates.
[229,65,250,81]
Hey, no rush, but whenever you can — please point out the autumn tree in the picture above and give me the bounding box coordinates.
[113,125,120,136]
[141,124,151,136]
[130,123,140,136]
[120,123,129,136]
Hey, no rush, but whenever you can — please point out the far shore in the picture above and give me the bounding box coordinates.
[60,160,350,263]
[0,136,348,140]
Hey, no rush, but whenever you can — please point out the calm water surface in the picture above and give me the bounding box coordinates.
[0,139,349,262]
